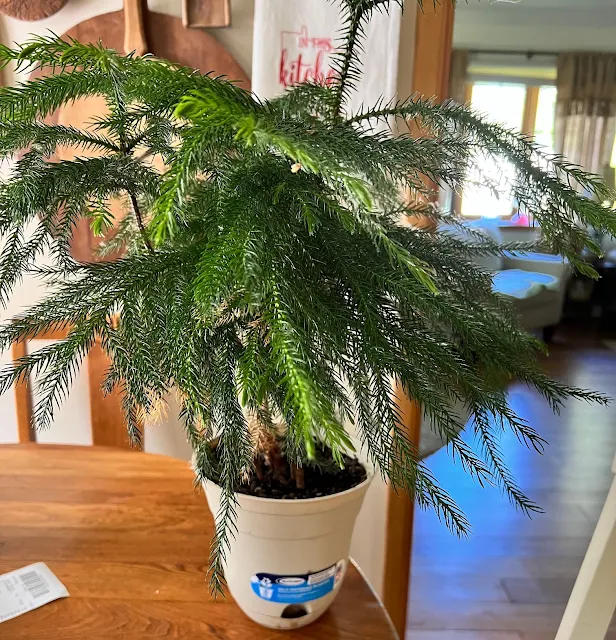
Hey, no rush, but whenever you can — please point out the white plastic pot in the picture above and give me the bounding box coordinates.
[202,453,374,630]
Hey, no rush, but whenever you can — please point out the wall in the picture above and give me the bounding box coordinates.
[454,0,616,53]
[0,0,254,83]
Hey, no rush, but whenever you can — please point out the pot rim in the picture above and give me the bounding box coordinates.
[194,440,376,506]
[202,461,375,505]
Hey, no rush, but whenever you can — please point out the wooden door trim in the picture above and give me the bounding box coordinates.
[382,2,455,636]
[382,392,422,636]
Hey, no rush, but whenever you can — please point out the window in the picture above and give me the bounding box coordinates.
[461,83,526,218]
[460,82,557,218]
[607,135,616,195]
[534,86,557,154]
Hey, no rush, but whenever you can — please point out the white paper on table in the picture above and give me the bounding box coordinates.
[252,0,401,111]
[0,562,69,623]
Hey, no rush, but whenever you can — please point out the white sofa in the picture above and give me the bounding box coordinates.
[468,218,571,341]
[420,220,571,458]
[601,231,616,264]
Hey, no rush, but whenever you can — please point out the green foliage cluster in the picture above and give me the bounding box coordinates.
[0,0,614,593]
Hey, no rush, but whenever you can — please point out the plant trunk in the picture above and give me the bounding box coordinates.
[293,464,305,490]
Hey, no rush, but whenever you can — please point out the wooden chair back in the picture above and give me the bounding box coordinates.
[12,328,134,449]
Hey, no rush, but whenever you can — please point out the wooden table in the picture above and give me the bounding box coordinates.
[0,445,397,639]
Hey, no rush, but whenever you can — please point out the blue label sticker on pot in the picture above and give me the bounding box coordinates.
[251,560,345,603]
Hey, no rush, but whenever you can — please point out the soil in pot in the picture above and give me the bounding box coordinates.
[209,441,367,500]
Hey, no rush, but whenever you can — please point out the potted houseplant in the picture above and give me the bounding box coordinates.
[0,0,614,629]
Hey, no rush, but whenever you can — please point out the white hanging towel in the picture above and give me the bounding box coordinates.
[252,0,402,114]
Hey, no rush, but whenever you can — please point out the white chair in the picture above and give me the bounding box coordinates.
[466,218,572,341]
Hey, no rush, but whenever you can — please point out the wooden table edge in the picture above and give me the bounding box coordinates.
[349,557,400,640]
[1,443,398,639]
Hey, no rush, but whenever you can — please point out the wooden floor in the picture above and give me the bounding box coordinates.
[407,328,616,640]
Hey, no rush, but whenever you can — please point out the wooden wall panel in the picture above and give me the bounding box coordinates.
[412,3,455,101]
[383,393,423,636]
[382,2,456,636]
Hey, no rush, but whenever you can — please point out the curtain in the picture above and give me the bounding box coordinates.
[555,53,616,183]
[448,49,469,104]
